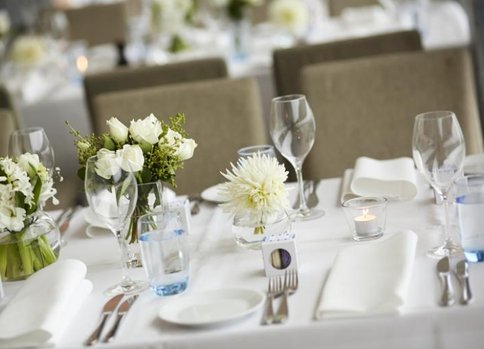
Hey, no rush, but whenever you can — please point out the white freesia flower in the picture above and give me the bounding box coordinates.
[17,153,57,206]
[219,153,289,225]
[130,113,163,146]
[10,36,45,65]
[107,117,129,144]
[0,158,33,206]
[95,149,121,180]
[0,207,26,232]
[0,10,10,38]
[269,0,309,36]
[117,144,144,173]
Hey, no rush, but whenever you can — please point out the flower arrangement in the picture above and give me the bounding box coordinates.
[10,35,45,66]
[69,113,196,244]
[0,153,60,281]
[211,0,261,21]
[269,0,309,37]
[0,10,10,39]
[219,152,289,234]
[150,0,195,53]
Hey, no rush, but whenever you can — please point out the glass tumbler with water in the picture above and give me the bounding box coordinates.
[456,174,484,262]
[138,210,190,296]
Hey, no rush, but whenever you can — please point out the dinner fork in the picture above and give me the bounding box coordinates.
[261,276,282,325]
[274,269,298,324]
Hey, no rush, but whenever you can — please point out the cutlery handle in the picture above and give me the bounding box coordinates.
[84,313,109,346]
[461,276,473,305]
[439,274,455,307]
[274,290,289,324]
[102,313,124,343]
[261,294,275,325]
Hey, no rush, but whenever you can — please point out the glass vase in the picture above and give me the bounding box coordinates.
[0,211,61,281]
[126,181,170,268]
[230,17,251,60]
[232,211,291,250]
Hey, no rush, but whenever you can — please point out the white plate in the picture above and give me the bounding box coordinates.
[158,288,265,326]
[200,184,226,203]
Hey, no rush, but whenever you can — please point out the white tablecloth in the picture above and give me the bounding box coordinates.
[3,175,484,349]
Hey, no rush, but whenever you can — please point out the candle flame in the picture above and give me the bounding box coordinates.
[362,208,369,217]
[76,55,88,73]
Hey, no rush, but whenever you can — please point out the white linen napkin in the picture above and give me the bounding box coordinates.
[0,259,93,348]
[315,230,417,320]
[342,157,418,202]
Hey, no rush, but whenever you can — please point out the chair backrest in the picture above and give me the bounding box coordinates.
[84,57,228,134]
[64,2,128,47]
[0,108,17,157]
[92,77,267,195]
[327,0,381,17]
[301,48,484,179]
[0,85,21,129]
[272,30,423,96]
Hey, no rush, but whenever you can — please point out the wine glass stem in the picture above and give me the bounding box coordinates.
[295,166,310,216]
[442,192,452,244]
[116,231,133,287]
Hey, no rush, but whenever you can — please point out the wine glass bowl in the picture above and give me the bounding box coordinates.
[8,127,55,173]
[412,110,465,257]
[84,155,148,295]
[270,94,324,220]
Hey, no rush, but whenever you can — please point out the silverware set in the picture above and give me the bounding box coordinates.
[437,257,472,307]
[262,269,298,325]
[84,294,139,346]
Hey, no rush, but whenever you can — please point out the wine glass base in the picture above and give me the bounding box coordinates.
[104,280,149,296]
[291,208,325,221]
[427,240,464,259]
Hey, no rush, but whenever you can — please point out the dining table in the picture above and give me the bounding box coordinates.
[3,173,484,349]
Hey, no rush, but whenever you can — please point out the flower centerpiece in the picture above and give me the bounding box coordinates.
[0,153,60,281]
[150,0,196,53]
[69,113,196,261]
[268,0,309,42]
[10,35,46,66]
[219,152,290,248]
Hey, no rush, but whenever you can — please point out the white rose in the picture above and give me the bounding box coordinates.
[107,117,129,144]
[10,35,45,65]
[163,128,181,147]
[176,138,197,160]
[116,144,144,173]
[269,0,309,36]
[95,149,120,179]
[129,113,162,145]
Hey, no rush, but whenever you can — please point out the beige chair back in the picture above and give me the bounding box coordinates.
[273,30,423,96]
[301,48,484,179]
[64,2,128,47]
[327,0,382,17]
[84,57,228,134]
[93,77,267,195]
[0,85,21,129]
[0,108,17,157]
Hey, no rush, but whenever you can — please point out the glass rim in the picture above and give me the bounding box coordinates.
[238,144,274,153]
[415,110,456,121]
[272,94,306,103]
[342,196,388,208]
[11,127,46,135]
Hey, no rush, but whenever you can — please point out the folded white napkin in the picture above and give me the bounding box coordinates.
[342,157,418,202]
[315,230,417,320]
[0,259,93,348]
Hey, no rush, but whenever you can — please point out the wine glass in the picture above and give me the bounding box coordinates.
[8,127,55,174]
[84,155,148,296]
[270,94,324,220]
[412,111,465,257]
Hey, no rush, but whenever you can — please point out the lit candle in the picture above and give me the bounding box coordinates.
[76,55,89,74]
[354,209,378,235]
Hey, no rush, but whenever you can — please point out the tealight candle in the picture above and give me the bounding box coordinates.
[342,197,387,241]
[354,209,378,235]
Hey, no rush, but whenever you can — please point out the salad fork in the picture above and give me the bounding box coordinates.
[274,269,298,324]
[261,276,282,325]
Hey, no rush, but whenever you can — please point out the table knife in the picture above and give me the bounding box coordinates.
[84,294,124,346]
[101,295,139,343]
[456,260,473,305]
[437,257,455,307]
